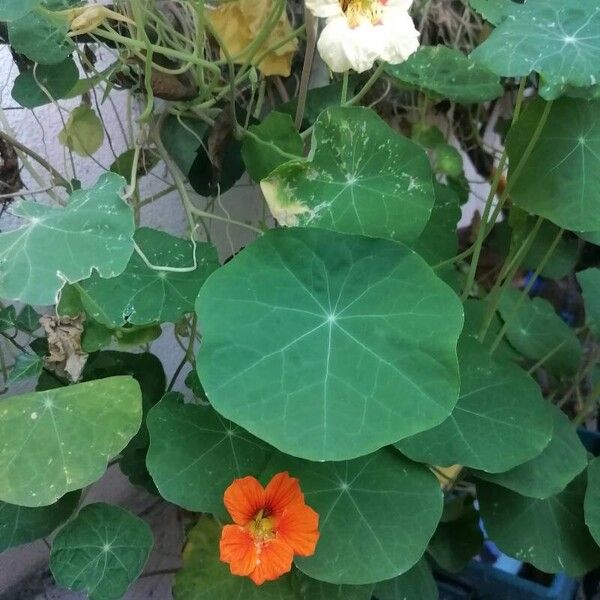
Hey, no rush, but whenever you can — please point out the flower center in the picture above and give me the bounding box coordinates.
[247,509,276,542]
[340,0,384,27]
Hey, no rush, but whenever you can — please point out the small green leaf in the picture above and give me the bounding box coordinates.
[8,8,73,64]
[261,106,435,243]
[474,406,588,499]
[468,0,515,25]
[7,354,44,385]
[292,571,373,600]
[197,227,463,461]
[0,173,134,305]
[50,503,153,600]
[0,491,80,552]
[263,449,443,585]
[373,559,437,600]
[15,305,41,332]
[0,376,142,507]
[387,45,503,103]
[498,289,581,377]
[59,104,104,156]
[395,337,553,473]
[471,0,600,99]
[76,228,218,327]
[11,58,79,108]
[174,517,297,600]
[184,370,207,401]
[242,111,303,182]
[0,0,39,20]
[160,114,208,176]
[585,457,600,547]
[577,267,600,336]
[114,324,162,346]
[110,149,159,185]
[506,98,600,231]
[478,473,600,576]
[0,305,16,331]
[146,393,273,516]
[81,320,113,353]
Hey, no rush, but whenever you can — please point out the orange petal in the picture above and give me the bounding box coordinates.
[264,472,304,517]
[224,476,265,525]
[219,524,258,576]
[249,538,294,585]
[276,503,320,556]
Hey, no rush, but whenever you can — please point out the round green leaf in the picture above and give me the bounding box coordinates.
[8,8,73,64]
[386,45,502,103]
[261,107,435,243]
[59,105,104,156]
[498,289,582,377]
[478,474,600,576]
[174,517,297,600]
[146,392,273,516]
[50,503,153,600]
[264,448,443,585]
[0,491,80,552]
[76,228,218,328]
[292,571,373,600]
[506,98,600,231]
[0,376,142,507]
[0,173,134,305]
[242,111,304,182]
[373,559,437,600]
[471,1,600,99]
[585,457,600,547]
[196,227,463,461]
[396,338,553,473]
[0,0,39,20]
[468,0,515,25]
[577,267,600,336]
[11,58,79,109]
[474,406,588,498]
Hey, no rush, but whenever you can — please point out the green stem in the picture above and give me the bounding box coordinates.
[295,8,318,130]
[341,71,350,104]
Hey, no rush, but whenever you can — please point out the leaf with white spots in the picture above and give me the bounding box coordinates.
[0,376,142,507]
[386,45,503,103]
[50,503,153,600]
[146,392,273,517]
[76,228,219,328]
[471,0,600,99]
[260,106,435,243]
[196,227,464,461]
[395,337,553,473]
[506,98,600,232]
[263,449,443,585]
[0,173,135,305]
[477,473,600,576]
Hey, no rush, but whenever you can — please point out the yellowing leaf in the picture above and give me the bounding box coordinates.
[59,104,104,156]
[207,0,298,77]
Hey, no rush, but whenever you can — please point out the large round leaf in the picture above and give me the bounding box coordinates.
[474,406,588,499]
[585,457,600,546]
[386,45,502,103]
[577,267,600,336]
[498,289,581,377]
[470,0,600,99]
[174,517,297,600]
[260,107,435,243]
[0,173,134,305]
[76,228,219,327]
[373,559,437,600]
[0,376,142,506]
[468,0,515,25]
[146,392,273,516]
[50,503,153,600]
[263,448,443,585]
[0,491,80,552]
[292,572,373,600]
[196,227,463,461]
[0,0,39,20]
[506,98,600,232]
[478,475,600,576]
[395,338,553,473]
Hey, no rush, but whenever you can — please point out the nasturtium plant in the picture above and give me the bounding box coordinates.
[197,227,463,461]
[2,0,600,596]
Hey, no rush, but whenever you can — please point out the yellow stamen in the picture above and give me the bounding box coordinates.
[340,0,383,27]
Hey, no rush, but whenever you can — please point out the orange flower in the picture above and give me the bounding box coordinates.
[219,472,320,585]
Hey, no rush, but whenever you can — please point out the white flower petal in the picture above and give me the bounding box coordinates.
[385,0,415,11]
[317,16,380,73]
[378,8,420,64]
[305,0,343,18]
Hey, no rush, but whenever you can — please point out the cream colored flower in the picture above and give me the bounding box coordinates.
[306,0,420,73]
